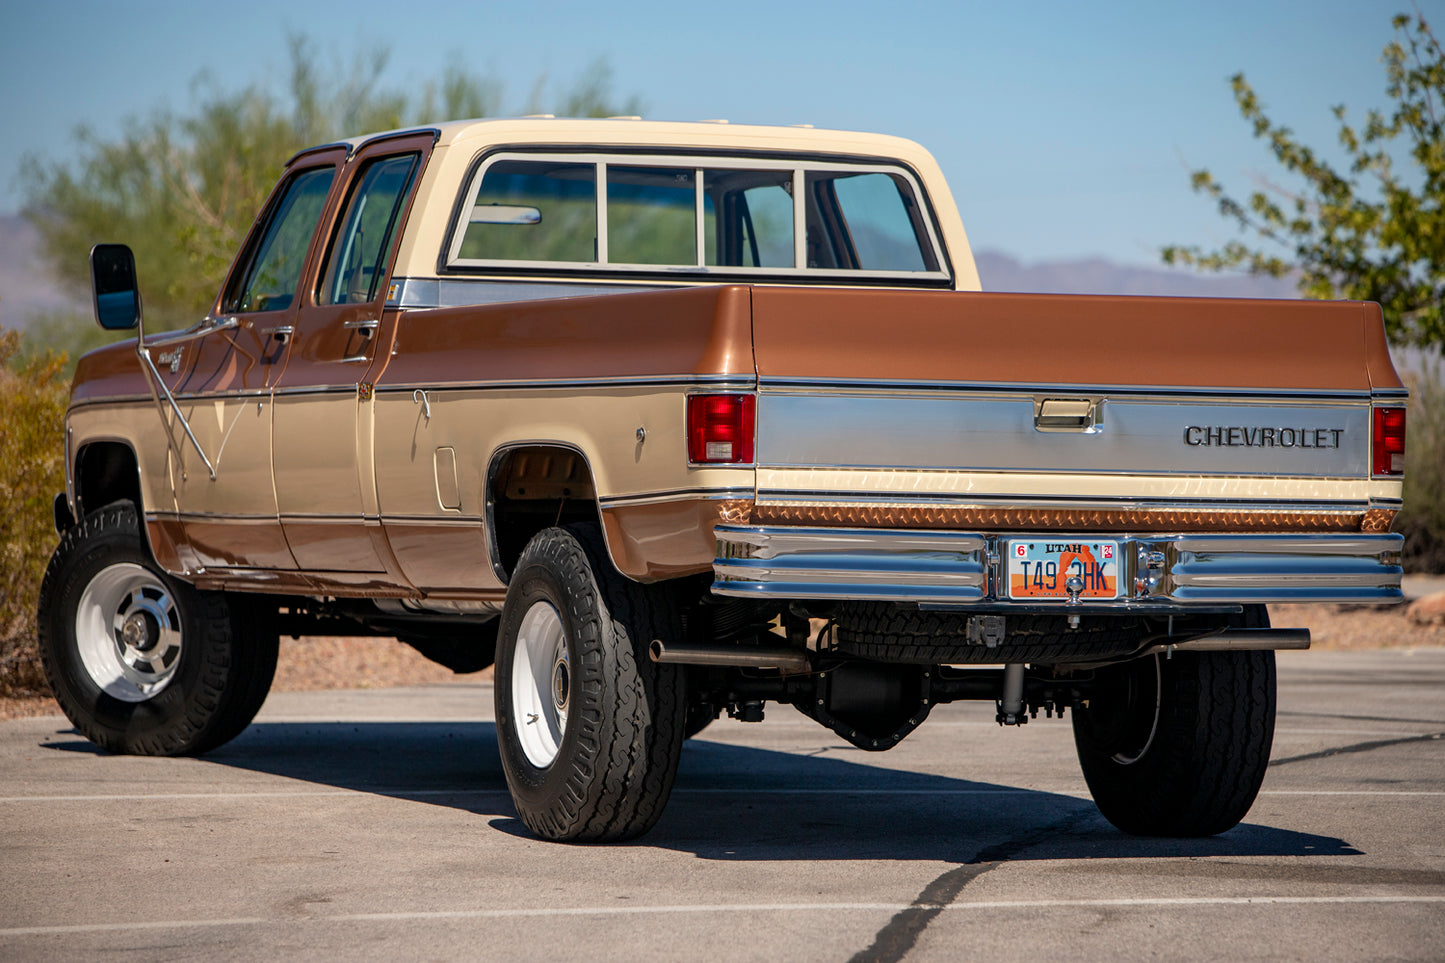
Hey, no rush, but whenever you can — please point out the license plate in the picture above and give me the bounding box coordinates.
[1006,539,1120,600]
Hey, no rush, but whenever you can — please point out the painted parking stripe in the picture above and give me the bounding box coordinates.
[5,895,1445,937]
[3,788,1445,803]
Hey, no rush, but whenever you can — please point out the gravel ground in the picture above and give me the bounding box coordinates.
[4,595,1441,722]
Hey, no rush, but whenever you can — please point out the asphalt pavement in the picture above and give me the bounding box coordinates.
[2,649,1443,961]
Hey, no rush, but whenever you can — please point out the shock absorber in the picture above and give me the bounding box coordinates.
[998,662,1026,726]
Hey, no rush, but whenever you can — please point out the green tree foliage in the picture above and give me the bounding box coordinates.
[4,42,643,699]
[19,38,639,340]
[1162,12,1445,350]
[1400,361,1445,571]
[0,326,67,697]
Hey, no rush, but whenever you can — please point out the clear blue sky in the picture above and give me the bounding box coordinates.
[2,0,1436,266]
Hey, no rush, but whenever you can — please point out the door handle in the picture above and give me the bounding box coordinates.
[344,318,380,339]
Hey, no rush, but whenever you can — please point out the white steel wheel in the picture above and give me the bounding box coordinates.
[510,600,570,768]
[75,562,183,702]
[494,524,688,842]
[37,501,279,756]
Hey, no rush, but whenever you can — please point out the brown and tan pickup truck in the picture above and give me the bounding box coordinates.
[40,119,1407,842]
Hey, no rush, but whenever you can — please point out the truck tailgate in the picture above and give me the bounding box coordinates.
[746,287,1404,535]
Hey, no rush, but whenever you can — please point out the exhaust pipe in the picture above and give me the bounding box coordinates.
[1146,628,1310,655]
[649,639,810,671]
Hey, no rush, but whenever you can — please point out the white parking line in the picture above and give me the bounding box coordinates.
[5,895,1444,937]
[3,788,1444,803]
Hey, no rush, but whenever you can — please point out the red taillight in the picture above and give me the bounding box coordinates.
[687,394,755,464]
[1373,406,1406,475]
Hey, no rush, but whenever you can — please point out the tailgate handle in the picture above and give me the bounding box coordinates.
[1035,398,1103,433]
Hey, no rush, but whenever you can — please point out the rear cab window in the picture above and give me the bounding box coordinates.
[445,152,948,284]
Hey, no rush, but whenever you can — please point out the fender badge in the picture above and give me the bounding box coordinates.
[358,382,374,402]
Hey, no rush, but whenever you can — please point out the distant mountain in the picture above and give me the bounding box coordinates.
[0,214,87,329]
[974,250,1299,299]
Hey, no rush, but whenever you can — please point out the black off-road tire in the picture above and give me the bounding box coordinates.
[1072,607,1276,836]
[835,604,1147,664]
[494,523,687,842]
[37,501,278,756]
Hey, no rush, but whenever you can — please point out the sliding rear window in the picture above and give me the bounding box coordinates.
[446,152,947,283]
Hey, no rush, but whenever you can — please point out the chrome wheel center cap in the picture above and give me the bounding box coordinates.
[552,657,570,713]
[120,613,154,651]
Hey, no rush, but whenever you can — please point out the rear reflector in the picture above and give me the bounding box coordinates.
[688,394,755,464]
[1372,406,1406,475]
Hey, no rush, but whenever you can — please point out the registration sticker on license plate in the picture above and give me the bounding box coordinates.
[1006,540,1120,600]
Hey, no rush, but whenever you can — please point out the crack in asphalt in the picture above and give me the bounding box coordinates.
[848,808,1095,963]
[1269,731,1445,767]
[1277,709,1445,727]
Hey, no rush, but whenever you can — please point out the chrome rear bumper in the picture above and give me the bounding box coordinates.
[712,525,1403,608]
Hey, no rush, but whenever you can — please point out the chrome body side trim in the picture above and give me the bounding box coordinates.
[712,525,1403,607]
[759,375,1382,401]
[70,374,758,410]
[375,374,757,394]
[388,277,668,308]
[598,487,756,508]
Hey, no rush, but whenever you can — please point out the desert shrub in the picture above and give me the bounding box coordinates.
[0,326,67,697]
[1399,360,1445,573]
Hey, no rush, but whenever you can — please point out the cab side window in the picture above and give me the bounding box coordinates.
[458,160,597,263]
[318,154,421,305]
[805,171,936,272]
[225,167,335,313]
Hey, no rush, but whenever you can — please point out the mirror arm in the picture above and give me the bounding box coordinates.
[141,314,242,348]
[132,310,220,481]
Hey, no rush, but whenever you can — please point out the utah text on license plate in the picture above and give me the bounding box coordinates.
[1007,540,1120,600]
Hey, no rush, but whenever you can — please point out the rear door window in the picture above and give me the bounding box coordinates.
[318,154,420,305]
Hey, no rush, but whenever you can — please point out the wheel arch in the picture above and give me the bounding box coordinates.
[71,437,184,573]
[486,441,612,583]
[74,439,143,520]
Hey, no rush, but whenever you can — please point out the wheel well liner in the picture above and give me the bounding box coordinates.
[75,441,142,518]
[487,443,601,581]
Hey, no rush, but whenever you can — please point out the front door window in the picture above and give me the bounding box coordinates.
[225,167,335,314]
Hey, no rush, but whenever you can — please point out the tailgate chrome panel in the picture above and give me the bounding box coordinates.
[755,392,1369,477]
